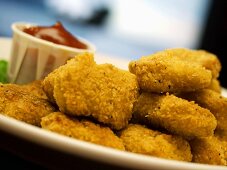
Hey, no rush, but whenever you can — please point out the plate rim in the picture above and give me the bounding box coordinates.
[0,114,226,170]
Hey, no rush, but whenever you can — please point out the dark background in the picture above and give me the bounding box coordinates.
[199,0,227,87]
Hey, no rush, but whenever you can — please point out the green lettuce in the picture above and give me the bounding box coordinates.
[0,60,8,83]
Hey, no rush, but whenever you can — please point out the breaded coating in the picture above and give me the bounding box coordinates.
[42,69,59,103]
[207,79,221,93]
[119,124,192,162]
[133,92,217,138]
[0,84,55,126]
[41,112,125,150]
[216,132,227,161]
[43,53,139,130]
[190,136,227,165]
[22,80,48,99]
[129,49,212,93]
[164,48,221,78]
[42,58,81,103]
[180,89,227,134]
[216,131,227,141]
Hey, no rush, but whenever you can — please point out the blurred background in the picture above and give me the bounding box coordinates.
[0,0,226,86]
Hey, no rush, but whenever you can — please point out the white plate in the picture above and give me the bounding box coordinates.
[0,37,227,170]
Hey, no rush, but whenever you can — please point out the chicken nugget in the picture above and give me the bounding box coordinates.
[119,124,192,162]
[129,49,212,93]
[41,112,125,150]
[190,135,227,165]
[133,92,217,138]
[0,84,55,126]
[43,53,139,130]
[164,48,221,78]
[179,89,227,134]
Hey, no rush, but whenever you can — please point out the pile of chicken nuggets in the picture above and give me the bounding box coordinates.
[0,48,227,166]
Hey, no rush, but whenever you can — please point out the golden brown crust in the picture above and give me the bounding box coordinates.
[190,136,227,165]
[22,80,48,99]
[164,48,221,78]
[129,49,212,93]
[207,79,221,93]
[180,89,227,133]
[42,56,82,103]
[43,53,139,130]
[41,112,125,150]
[0,84,55,126]
[42,69,59,103]
[120,124,192,162]
[133,92,217,138]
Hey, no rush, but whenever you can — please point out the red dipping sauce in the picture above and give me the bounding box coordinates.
[23,22,87,49]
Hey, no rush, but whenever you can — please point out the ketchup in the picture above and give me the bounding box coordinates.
[23,22,87,49]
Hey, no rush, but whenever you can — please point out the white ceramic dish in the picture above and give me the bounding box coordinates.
[0,37,227,170]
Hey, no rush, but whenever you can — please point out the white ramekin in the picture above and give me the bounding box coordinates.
[8,22,96,84]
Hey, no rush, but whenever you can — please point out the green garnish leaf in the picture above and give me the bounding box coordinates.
[0,60,8,83]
